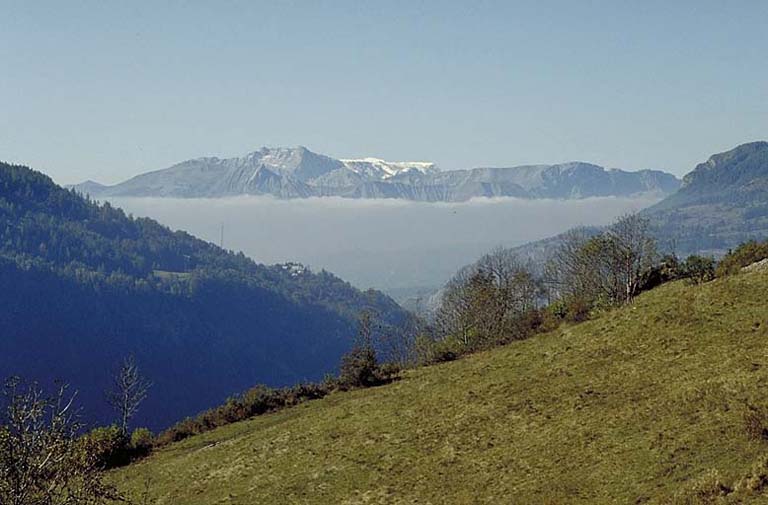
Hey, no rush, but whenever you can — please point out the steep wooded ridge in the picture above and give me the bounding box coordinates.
[112,267,768,504]
[73,146,680,202]
[0,161,410,430]
[643,141,768,254]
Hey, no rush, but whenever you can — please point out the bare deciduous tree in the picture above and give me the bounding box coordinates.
[476,247,539,321]
[377,315,426,368]
[355,310,376,351]
[106,356,151,435]
[436,247,540,348]
[0,377,119,505]
[435,267,476,345]
[547,214,657,307]
[605,213,657,304]
[338,310,381,390]
[544,227,597,301]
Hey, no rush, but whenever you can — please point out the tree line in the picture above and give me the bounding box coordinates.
[427,212,735,361]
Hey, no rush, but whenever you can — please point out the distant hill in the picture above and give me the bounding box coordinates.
[643,141,768,254]
[72,146,680,202]
[112,264,768,504]
[0,161,411,430]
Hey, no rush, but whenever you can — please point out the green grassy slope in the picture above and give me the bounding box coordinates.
[114,269,768,504]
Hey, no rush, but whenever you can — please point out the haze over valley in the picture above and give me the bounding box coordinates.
[107,193,662,297]
[81,145,677,297]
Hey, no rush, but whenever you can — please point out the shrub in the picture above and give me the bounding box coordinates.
[239,385,275,416]
[322,373,339,390]
[565,295,591,323]
[413,334,439,365]
[638,254,682,292]
[734,455,768,493]
[156,382,335,446]
[377,362,402,382]
[681,255,717,284]
[546,299,569,320]
[414,335,466,365]
[338,345,380,390]
[80,426,130,469]
[716,239,768,277]
[78,425,157,468]
[432,339,463,363]
[673,470,731,504]
[129,427,155,457]
[536,307,564,333]
[744,406,768,442]
[511,309,545,339]
[283,383,329,406]
[156,417,200,445]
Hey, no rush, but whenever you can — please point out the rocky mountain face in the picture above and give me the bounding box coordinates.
[643,141,768,254]
[651,141,768,210]
[74,147,680,201]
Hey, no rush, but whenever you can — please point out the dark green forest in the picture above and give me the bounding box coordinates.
[0,161,410,429]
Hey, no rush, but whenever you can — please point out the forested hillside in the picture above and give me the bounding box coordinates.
[0,161,411,429]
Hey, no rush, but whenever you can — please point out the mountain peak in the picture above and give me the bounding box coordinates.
[246,145,310,156]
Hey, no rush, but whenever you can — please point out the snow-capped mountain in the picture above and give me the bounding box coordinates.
[73,146,680,201]
[340,158,439,180]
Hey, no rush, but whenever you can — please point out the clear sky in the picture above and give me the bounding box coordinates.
[1,0,766,185]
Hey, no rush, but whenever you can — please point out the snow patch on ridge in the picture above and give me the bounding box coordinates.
[341,158,439,179]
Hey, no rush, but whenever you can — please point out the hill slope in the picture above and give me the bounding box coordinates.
[113,268,768,503]
[0,161,410,430]
[74,146,680,202]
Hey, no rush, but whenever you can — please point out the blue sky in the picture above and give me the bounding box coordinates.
[1,1,766,184]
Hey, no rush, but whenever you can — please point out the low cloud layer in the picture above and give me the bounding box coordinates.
[109,195,661,296]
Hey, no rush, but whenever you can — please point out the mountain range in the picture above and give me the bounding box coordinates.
[0,161,411,430]
[74,146,681,202]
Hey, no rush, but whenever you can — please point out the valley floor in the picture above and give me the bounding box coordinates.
[113,269,768,504]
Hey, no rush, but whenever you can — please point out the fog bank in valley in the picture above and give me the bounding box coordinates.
[109,195,661,297]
